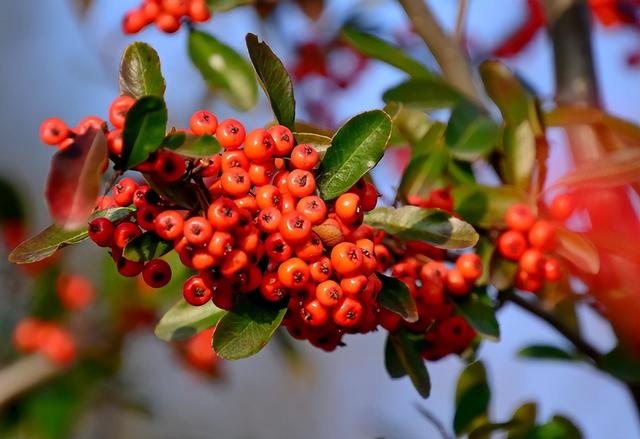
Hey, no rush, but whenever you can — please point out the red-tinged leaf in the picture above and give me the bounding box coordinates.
[551,149,640,190]
[556,228,600,275]
[45,128,108,229]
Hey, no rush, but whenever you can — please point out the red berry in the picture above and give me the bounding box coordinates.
[113,177,138,207]
[267,125,294,157]
[290,144,319,170]
[123,9,148,34]
[154,210,184,241]
[109,95,136,129]
[183,275,213,306]
[13,318,42,353]
[528,220,556,251]
[183,216,213,246]
[301,300,329,327]
[497,230,528,261]
[550,193,574,221]
[154,152,186,182]
[244,128,275,162]
[116,256,144,277]
[113,222,142,249]
[455,253,482,282]
[155,12,181,33]
[544,258,561,282]
[446,268,470,297]
[190,110,218,135]
[39,325,76,366]
[519,248,545,276]
[332,298,363,328]
[216,119,246,150]
[88,217,115,247]
[143,259,172,288]
[505,204,536,232]
[40,118,69,145]
[56,274,95,311]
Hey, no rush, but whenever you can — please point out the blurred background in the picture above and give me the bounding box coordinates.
[1,0,640,437]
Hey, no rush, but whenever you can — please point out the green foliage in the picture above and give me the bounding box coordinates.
[454,361,491,435]
[383,78,470,110]
[119,42,166,99]
[9,207,134,264]
[213,299,287,360]
[518,345,578,361]
[453,289,500,340]
[601,346,640,383]
[206,0,251,11]
[384,334,407,379]
[452,184,528,229]
[525,416,582,439]
[162,132,221,157]
[376,273,419,322]
[445,102,499,161]
[144,173,200,209]
[155,299,225,342]
[122,96,168,169]
[317,110,392,199]
[246,33,296,130]
[188,30,257,111]
[364,206,478,249]
[341,27,434,78]
[387,330,431,398]
[293,132,331,158]
[123,232,173,262]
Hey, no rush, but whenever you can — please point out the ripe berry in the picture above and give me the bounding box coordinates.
[255,184,281,210]
[265,233,294,262]
[208,231,235,258]
[220,249,249,277]
[519,248,545,276]
[192,248,217,271]
[515,270,542,293]
[107,129,123,155]
[340,275,368,297]
[40,118,69,145]
[257,207,282,234]
[136,205,159,231]
[335,193,362,225]
[154,152,186,182]
[287,170,316,197]
[154,210,184,241]
[278,257,310,289]
[455,253,482,282]
[142,1,161,21]
[244,128,275,161]
[268,125,294,156]
[183,275,213,306]
[189,0,212,22]
[39,325,77,366]
[497,230,527,261]
[109,95,136,129]
[295,233,323,261]
[113,222,142,249]
[316,280,342,307]
[260,272,287,302]
[279,212,312,245]
[216,119,246,150]
[290,144,319,170]
[361,182,378,211]
[301,300,329,327]
[183,216,213,246]
[116,256,144,277]
[332,298,363,328]
[221,168,251,197]
[113,177,138,206]
[155,12,180,33]
[446,268,470,297]
[56,274,95,311]
[330,242,363,276]
[528,220,556,251]
[296,196,326,224]
[248,160,276,186]
[544,258,561,281]
[505,204,536,232]
[309,257,332,283]
[142,259,172,288]
[221,149,250,171]
[13,318,42,353]
[88,217,115,247]
[189,110,218,135]
[207,197,240,230]
[123,9,148,34]
[550,193,574,221]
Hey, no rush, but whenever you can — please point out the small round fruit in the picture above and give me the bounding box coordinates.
[142,259,172,288]
[497,230,528,261]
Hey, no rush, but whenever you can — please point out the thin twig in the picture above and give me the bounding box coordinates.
[414,404,455,439]
[454,0,469,47]
[397,0,481,103]
[0,354,61,407]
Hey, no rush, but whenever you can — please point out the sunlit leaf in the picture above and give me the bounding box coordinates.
[453,184,528,229]
[454,361,490,435]
[123,232,173,262]
[377,273,419,322]
[155,299,224,342]
[383,77,470,110]
[518,345,578,361]
[162,132,221,157]
[445,102,499,161]
[119,42,166,99]
[122,96,168,169]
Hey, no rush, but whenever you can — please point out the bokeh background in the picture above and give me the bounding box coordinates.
[1,0,639,437]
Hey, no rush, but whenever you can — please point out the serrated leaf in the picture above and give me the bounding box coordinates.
[518,345,578,361]
[341,27,433,79]
[389,329,431,398]
[384,334,407,378]
[293,132,331,158]
[317,110,392,200]
[9,207,134,264]
[213,300,287,360]
[162,132,221,157]
[452,184,528,228]
[383,78,469,110]
[246,33,295,131]
[123,232,173,262]
[45,128,107,229]
[377,273,418,322]
[122,96,168,169]
[119,42,166,99]
[454,361,490,435]
[445,102,499,161]
[155,299,224,342]
[555,228,599,275]
[453,290,500,340]
[365,206,478,249]
[188,30,257,111]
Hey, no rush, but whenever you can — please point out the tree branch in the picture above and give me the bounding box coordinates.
[397,0,481,103]
[0,354,62,407]
[454,0,469,47]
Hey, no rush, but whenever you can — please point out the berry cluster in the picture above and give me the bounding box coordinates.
[13,318,77,366]
[497,204,561,293]
[123,0,211,34]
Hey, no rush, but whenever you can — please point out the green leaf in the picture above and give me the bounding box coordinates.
[155,299,225,342]
[384,334,407,378]
[162,132,221,157]
[206,0,251,11]
[518,345,578,361]
[453,290,500,340]
[601,346,640,383]
[145,173,200,209]
[122,96,168,169]
[388,104,433,146]
[213,300,287,360]
[188,29,257,111]
[317,110,392,200]
[525,416,582,439]
[508,402,538,439]
[388,329,431,398]
[555,228,599,275]
[470,421,521,439]
[490,255,518,291]
[293,132,332,158]
[448,159,476,184]
[119,42,166,99]
[476,237,495,286]
[364,206,478,249]
[341,27,434,78]
[454,361,491,435]
[398,149,449,201]
[9,207,134,264]
[383,78,469,110]
[123,232,173,262]
[445,102,499,161]
[376,273,418,322]
[246,33,295,131]
[502,122,537,189]
[452,184,528,228]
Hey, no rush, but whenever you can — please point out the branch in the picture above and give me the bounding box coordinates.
[454,0,469,46]
[503,290,603,366]
[414,404,455,439]
[0,354,62,406]
[397,0,481,103]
